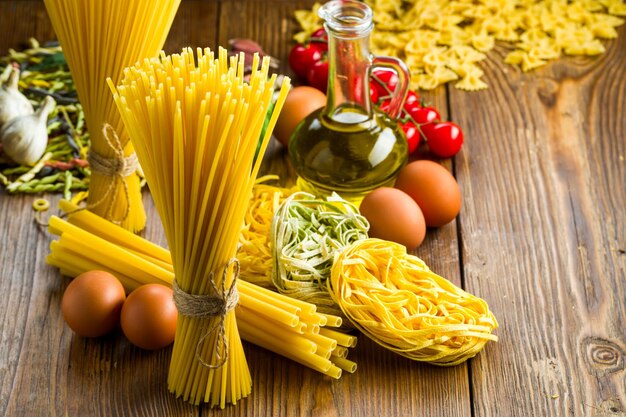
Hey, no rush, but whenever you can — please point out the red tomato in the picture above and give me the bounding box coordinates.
[378,98,391,113]
[425,121,464,158]
[406,105,440,125]
[406,105,441,140]
[371,69,399,98]
[310,27,328,52]
[404,90,420,108]
[289,43,323,80]
[307,59,329,92]
[369,84,379,105]
[401,120,420,154]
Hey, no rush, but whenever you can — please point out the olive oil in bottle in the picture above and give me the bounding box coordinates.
[288,0,411,203]
[289,104,408,201]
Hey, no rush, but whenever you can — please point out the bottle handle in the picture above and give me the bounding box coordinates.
[370,56,410,120]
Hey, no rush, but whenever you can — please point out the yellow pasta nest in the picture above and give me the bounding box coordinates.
[238,176,297,287]
[328,238,498,366]
[295,0,626,91]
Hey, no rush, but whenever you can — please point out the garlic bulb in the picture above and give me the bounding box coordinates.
[0,67,34,128]
[1,95,55,165]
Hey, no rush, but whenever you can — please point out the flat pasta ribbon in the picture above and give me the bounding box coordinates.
[328,238,498,366]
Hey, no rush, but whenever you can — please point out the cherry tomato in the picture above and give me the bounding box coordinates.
[404,90,420,108]
[289,43,323,80]
[378,98,391,113]
[406,105,440,140]
[401,120,420,154]
[307,59,329,92]
[406,105,440,125]
[371,69,399,98]
[310,27,328,52]
[425,121,464,158]
[369,84,379,104]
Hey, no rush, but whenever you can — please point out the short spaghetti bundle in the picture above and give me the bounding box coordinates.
[43,0,181,231]
[110,48,290,406]
[328,238,498,366]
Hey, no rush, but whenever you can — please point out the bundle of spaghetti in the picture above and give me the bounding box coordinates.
[46,200,358,381]
[271,192,369,321]
[237,175,297,288]
[108,47,291,407]
[328,238,498,366]
[43,0,181,231]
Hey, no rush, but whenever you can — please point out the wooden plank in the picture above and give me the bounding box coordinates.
[0,1,55,55]
[0,197,200,417]
[450,24,626,417]
[164,0,220,54]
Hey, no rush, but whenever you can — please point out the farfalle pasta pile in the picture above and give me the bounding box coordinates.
[294,0,626,91]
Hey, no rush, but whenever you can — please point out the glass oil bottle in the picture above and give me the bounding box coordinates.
[288,0,411,203]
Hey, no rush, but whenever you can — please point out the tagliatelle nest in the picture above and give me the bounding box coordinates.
[271,192,369,321]
[328,238,498,366]
[294,0,626,91]
[237,176,297,288]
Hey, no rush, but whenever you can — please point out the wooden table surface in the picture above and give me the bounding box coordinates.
[1,1,625,416]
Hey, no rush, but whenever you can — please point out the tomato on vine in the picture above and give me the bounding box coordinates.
[424,122,464,158]
[406,105,440,142]
[289,43,323,80]
[404,90,420,108]
[309,28,328,52]
[307,59,329,92]
[401,120,420,154]
[369,84,379,104]
[371,69,400,101]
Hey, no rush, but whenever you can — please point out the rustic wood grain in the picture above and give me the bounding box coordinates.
[450,24,626,417]
[0,1,55,54]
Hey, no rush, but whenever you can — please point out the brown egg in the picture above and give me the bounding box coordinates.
[121,284,177,350]
[273,86,326,147]
[394,160,461,227]
[359,187,426,250]
[61,270,126,338]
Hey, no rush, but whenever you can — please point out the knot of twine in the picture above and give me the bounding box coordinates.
[85,124,139,224]
[172,258,240,369]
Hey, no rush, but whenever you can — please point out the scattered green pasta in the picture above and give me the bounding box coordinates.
[1,38,90,196]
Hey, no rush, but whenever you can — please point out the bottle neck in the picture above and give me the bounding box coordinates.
[324,27,372,124]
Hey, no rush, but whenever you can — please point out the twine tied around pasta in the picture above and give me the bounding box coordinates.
[172,258,240,369]
[85,123,139,224]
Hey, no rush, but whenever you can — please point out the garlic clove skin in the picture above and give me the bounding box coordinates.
[1,95,55,166]
[0,67,34,128]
